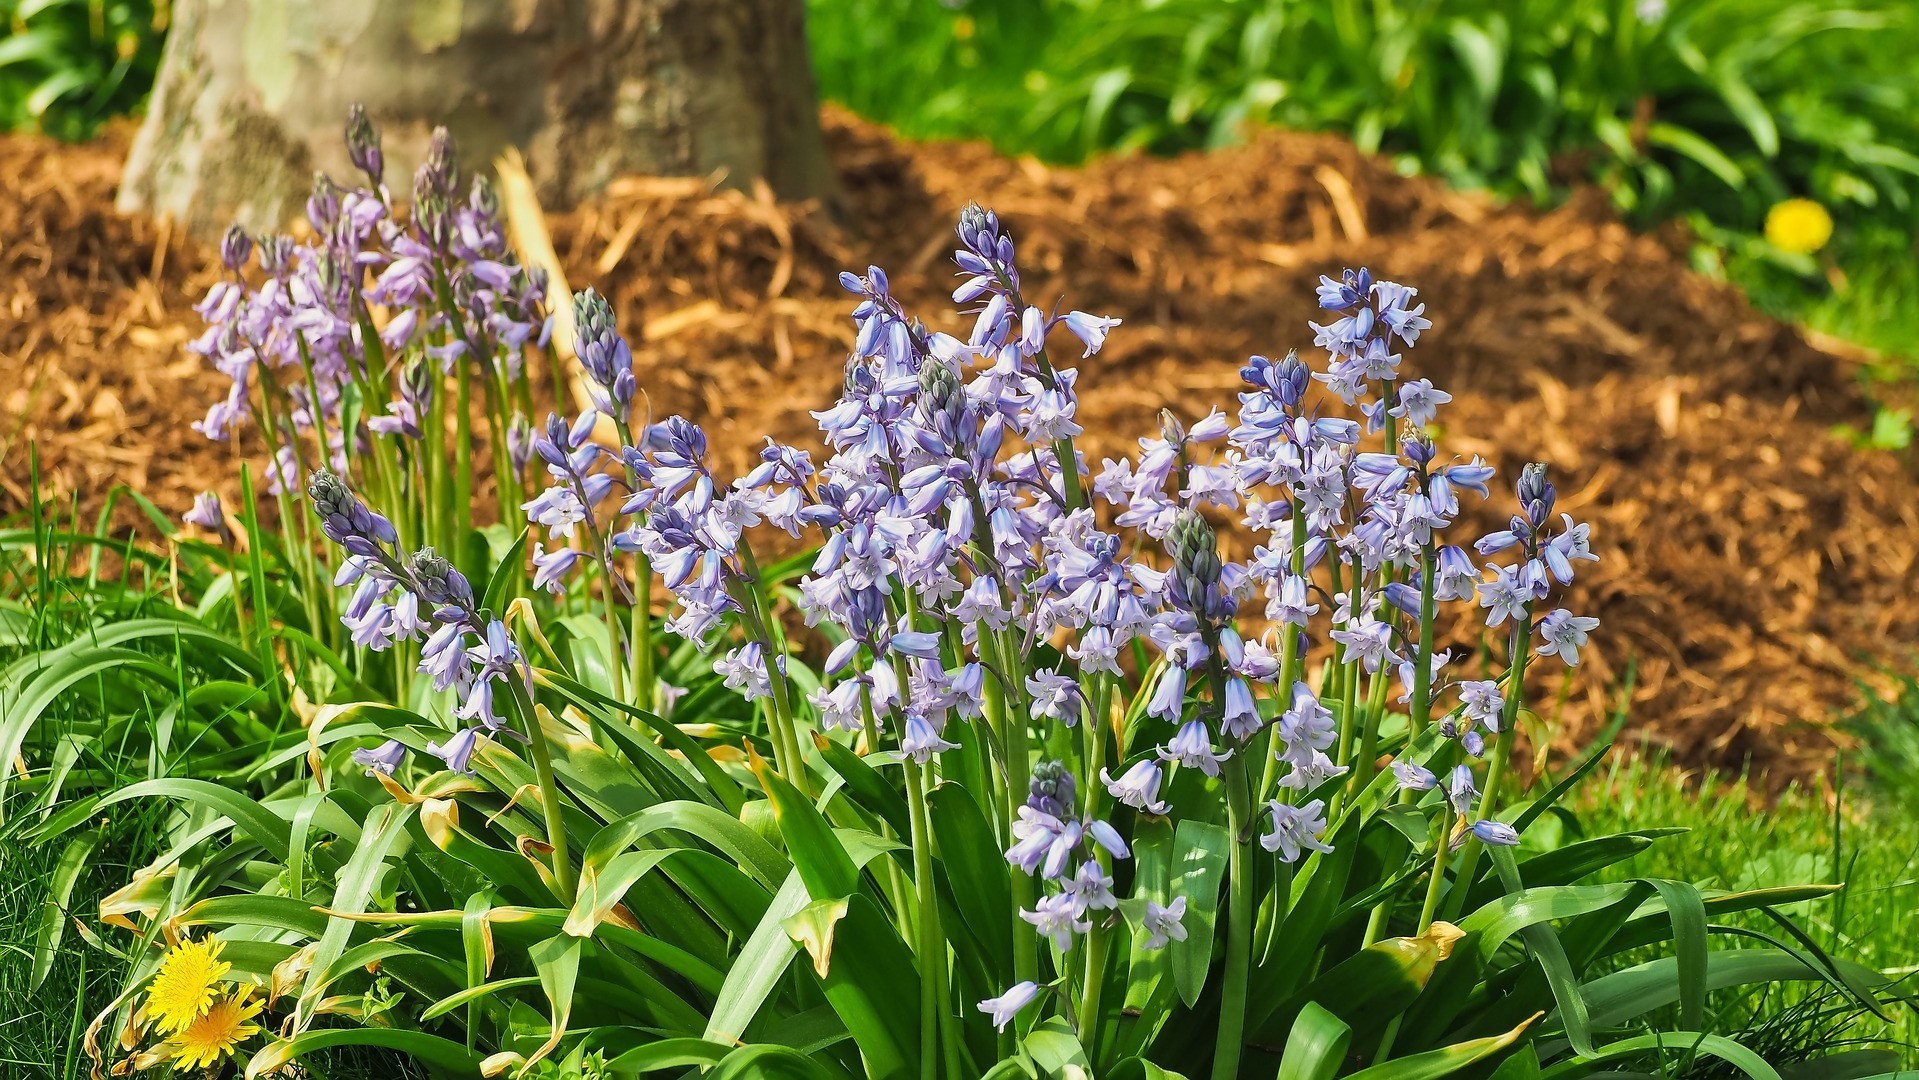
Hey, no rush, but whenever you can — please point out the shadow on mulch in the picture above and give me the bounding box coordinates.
[5,109,1914,780]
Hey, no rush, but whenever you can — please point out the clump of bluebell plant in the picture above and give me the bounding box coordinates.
[184,113,1612,1080]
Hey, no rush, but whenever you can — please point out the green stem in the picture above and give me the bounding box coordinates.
[905,759,958,1080]
[1443,604,1532,921]
[508,678,576,902]
[1213,766,1256,1080]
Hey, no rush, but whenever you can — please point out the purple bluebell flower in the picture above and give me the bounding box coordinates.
[1021,892,1091,952]
[350,738,408,777]
[1026,669,1084,727]
[572,288,636,411]
[1457,680,1505,732]
[1445,764,1478,815]
[1392,760,1437,791]
[1534,609,1600,666]
[183,492,232,546]
[1260,799,1333,863]
[531,546,587,594]
[978,982,1041,1031]
[1221,677,1261,741]
[1141,897,1188,949]
[1064,860,1118,916]
[1101,759,1170,815]
[1470,820,1521,846]
[426,726,482,774]
[1160,719,1232,777]
[901,713,959,762]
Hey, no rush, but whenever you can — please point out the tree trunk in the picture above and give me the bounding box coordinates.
[118,0,835,238]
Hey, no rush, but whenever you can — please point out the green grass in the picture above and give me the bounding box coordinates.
[1565,752,1919,1057]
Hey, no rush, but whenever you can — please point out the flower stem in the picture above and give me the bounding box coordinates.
[508,678,575,902]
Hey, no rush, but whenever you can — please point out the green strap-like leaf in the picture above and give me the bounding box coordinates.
[1170,818,1231,1008]
[1341,1013,1537,1080]
[706,871,812,1045]
[1538,1031,1780,1080]
[1278,1001,1352,1080]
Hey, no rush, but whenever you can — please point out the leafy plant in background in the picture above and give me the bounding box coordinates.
[809,0,1919,361]
[55,114,1909,1079]
[0,0,164,139]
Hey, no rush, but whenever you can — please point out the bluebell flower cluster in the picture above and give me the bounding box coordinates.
[188,116,546,500]
[248,161,1604,1038]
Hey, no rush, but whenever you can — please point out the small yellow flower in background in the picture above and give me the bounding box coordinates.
[169,990,264,1071]
[1765,198,1834,255]
[147,935,231,1034]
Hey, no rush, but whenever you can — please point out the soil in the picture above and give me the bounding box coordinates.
[5,110,1915,779]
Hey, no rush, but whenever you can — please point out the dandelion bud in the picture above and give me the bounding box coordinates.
[219,225,252,273]
[345,103,383,183]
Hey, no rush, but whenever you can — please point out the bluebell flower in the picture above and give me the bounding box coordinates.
[531,546,587,594]
[1445,764,1478,815]
[426,726,483,774]
[1141,897,1188,949]
[1221,676,1262,741]
[1065,860,1118,916]
[715,643,774,700]
[1470,820,1521,846]
[1160,719,1232,777]
[1479,565,1532,628]
[901,713,959,763]
[1101,759,1170,815]
[1260,799,1333,863]
[1392,760,1437,791]
[1457,680,1505,732]
[1021,892,1091,952]
[1433,545,1480,602]
[1534,609,1600,666]
[1275,683,1336,758]
[183,492,232,546]
[1330,614,1399,673]
[977,982,1041,1031]
[350,738,408,777]
[1026,669,1084,727]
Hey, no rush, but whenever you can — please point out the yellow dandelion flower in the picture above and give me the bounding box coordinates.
[169,990,264,1071]
[1764,198,1833,255]
[147,935,231,1034]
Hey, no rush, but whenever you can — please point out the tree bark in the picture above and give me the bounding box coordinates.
[118,0,835,238]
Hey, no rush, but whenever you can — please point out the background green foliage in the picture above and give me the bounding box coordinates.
[0,0,163,140]
[807,0,1919,359]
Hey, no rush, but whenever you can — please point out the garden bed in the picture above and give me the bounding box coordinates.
[5,110,1913,777]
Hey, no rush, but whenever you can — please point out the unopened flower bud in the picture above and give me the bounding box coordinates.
[219,225,252,273]
[409,547,474,607]
[257,235,294,276]
[345,103,383,183]
[1517,462,1555,527]
[1028,760,1077,818]
[1158,408,1187,446]
[307,172,340,231]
